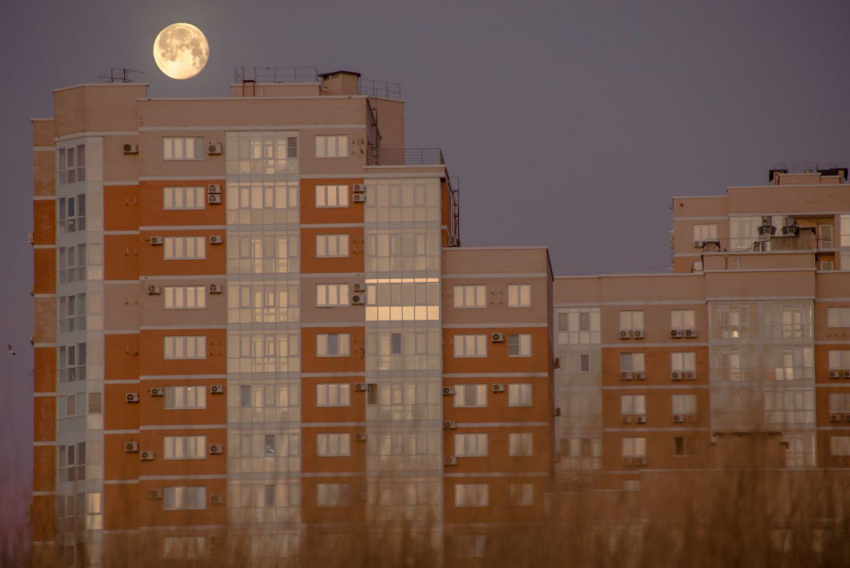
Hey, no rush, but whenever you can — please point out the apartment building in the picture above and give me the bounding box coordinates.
[30,69,556,566]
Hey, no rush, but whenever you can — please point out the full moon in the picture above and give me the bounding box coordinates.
[153,23,209,80]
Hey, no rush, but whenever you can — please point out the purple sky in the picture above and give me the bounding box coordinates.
[1,0,849,537]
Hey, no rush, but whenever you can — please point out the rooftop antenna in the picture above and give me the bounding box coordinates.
[95,67,145,83]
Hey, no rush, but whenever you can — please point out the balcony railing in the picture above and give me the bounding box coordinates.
[234,66,319,84]
[370,148,445,166]
[358,78,402,99]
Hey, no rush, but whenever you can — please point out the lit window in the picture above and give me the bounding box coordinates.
[163,187,205,210]
[316,234,349,258]
[620,353,645,372]
[453,285,487,308]
[163,137,204,160]
[164,386,206,410]
[316,333,350,357]
[619,311,644,332]
[507,284,531,307]
[57,144,85,185]
[508,334,532,357]
[163,237,206,260]
[163,435,206,459]
[693,224,718,243]
[315,184,349,207]
[57,194,86,233]
[828,307,850,328]
[673,437,696,456]
[454,384,487,407]
[316,384,350,407]
[164,486,206,510]
[454,484,489,507]
[316,483,350,507]
[508,433,533,456]
[454,433,488,457]
[164,286,206,309]
[315,135,348,158]
[316,284,349,307]
[508,383,532,407]
[620,395,646,416]
[453,334,487,357]
[164,336,206,360]
[671,310,696,329]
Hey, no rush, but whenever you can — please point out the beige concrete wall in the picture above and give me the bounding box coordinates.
[728,185,850,215]
[229,84,322,97]
[32,119,55,147]
[703,252,815,271]
[599,275,705,303]
[301,276,366,324]
[138,130,225,178]
[442,277,549,325]
[601,304,708,344]
[672,196,728,218]
[704,270,815,298]
[371,98,405,149]
[103,135,140,182]
[104,283,141,331]
[138,279,227,327]
[443,247,550,276]
[300,128,368,175]
[54,84,145,138]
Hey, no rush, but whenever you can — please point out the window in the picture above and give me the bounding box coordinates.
[317,433,350,457]
[57,194,86,233]
[316,234,349,258]
[315,184,349,207]
[508,334,532,357]
[263,485,276,507]
[57,442,86,482]
[829,393,850,413]
[784,433,815,468]
[828,307,850,328]
[227,282,299,324]
[164,486,206,510]
[240,386,251,407]
[673,437,696,456]
[316,384,350,407]
[829,350,850,370]
[164,436,206,460]
[619,311,644,332]
[316,284,349,307]
[88,393,102,414]
[316,483,350,507]
[622,437,647,458]
[508,284,531,307]
[671,310,696,329]
[508,433,533,456]
[830,436,850,457]
[264,435,276,456]
[315,135,348,158]
[454,433,488,457]
[164,386,206,410]
[672,394,697,415]
[580,354,591,373]
[58,343,86,383]
[391,333,402,354]
[163,187,205,210]
[57,144,85,185]
[162,536,207,559]
[508,383,532,407]
[621,395,646,416]
[164,237,206,260]
[454,484,489,507]
[453,285,487,308]
[454,385,487,408]
[693,224,718,242]
[164,336,206,360]
[841,215,850,247]
[227,234,297,275]
[58,244,86,284]
[508,483,533,506]
[316,333,350,357]
[671,352,696,372]
[620,353,645,372]
[164,286,206,309]
[163,137,204,160]
[453,334,487,357]
[58,294,86,333]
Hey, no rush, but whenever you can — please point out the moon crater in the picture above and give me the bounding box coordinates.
[153,23,209,80]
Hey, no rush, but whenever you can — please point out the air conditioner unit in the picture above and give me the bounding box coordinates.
[351,294,365,305]
[693,240,703,248]
[619,330,631,339]
[442,386,456,396]
[27,232,34,246]
[353,283,366,293]
[140,451,154,461]
[554,407,561,417]
[124,442,139,453]
[844,371,850,379]
[147,285,161,295]
[633,330,645,339]
[443,420,457,430]
[148,489,163,499]
[635,457,647,466]
[830,414,842,422]
[845,414,850,422]
[207,143,223,155]
[685,329,698,338]
[150,387,165,397]
[491,332,505,343]
[353,194,366,203]
[673,414,684,423]
[671,372,681,381]
[123,143,138,155]
[634,372,646,380]
[444,456,458,466]
[210,494,224,505]
[635,416,647,424]
[829,371,840,379]
[207,184,222,194]
[671,329,683,338]
[492,384,506,393]
[355,433,368,442]
[820,261,835,271]
[210,385,225,395]
[354,383,368,392]
[781,225,799,236]
[353,184,366,194]
[208,194,222,205]
[553,357,560,369]
[209,284,223,294]
[209,236,223,245]
[209,444,224,455]
[620,372,633,380]
[126,393,140,403]
[150,237,164,246]
[621,416,632,424]
[685,372,695,380]
[685,414,698,422]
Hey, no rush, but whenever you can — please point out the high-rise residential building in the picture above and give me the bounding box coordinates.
[30,69,555,566]
[29,68,850,565]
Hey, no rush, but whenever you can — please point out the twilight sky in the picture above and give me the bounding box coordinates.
[1,0,849,534]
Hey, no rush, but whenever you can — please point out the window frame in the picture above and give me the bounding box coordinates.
[507,284,531,308]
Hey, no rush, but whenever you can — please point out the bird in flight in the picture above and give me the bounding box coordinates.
[7,344,15,356]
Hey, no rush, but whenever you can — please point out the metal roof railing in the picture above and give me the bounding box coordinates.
[371,148,444,166]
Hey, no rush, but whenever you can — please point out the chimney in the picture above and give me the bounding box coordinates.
[319,70,361,96]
